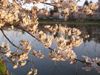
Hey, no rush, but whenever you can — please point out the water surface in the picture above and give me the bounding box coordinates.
[0,25,100,75]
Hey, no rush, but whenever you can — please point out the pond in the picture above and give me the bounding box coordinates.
[0,25,100,75]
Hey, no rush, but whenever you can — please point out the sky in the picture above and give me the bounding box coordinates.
[9,0,99,10]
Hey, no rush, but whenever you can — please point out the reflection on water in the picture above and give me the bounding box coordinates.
[0,25,100,75]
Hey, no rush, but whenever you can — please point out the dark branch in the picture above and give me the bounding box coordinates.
[15,26,54,51]
[0,28,23,50]
[15,26,100,66]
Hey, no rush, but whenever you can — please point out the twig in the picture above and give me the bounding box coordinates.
[0,29,23,50]
[15,26,54,51]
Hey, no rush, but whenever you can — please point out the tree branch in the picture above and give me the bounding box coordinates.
[15,26,100,66]
[15,26,54,51]
[0,29,23,50]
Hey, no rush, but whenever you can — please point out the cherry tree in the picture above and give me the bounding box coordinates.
[0,0,100,75]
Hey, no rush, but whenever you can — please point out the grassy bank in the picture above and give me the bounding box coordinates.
[38,19,100,26]
[0,59,9,75]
